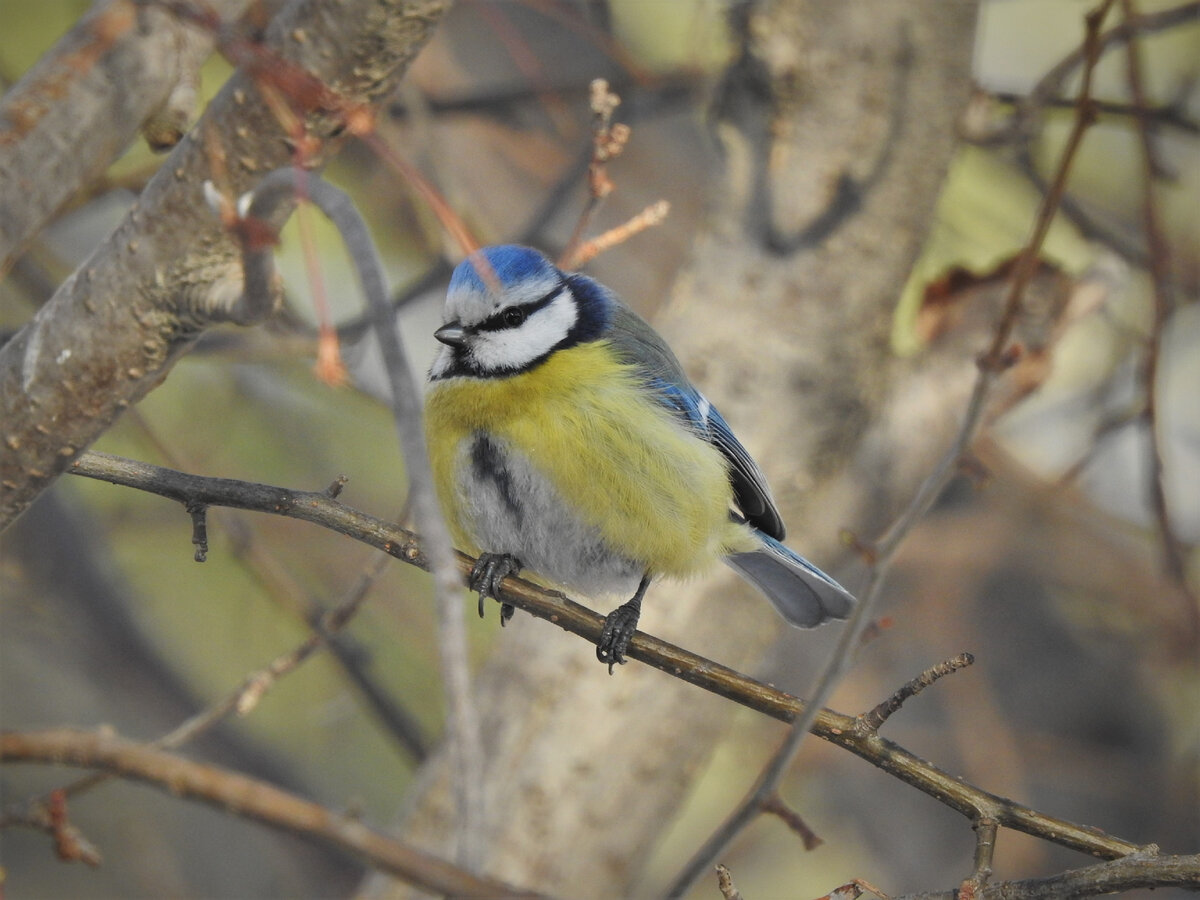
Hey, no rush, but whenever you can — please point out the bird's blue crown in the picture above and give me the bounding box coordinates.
[449,245,559,297]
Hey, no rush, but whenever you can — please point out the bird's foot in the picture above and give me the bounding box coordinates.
[596,599,642,674]
[469,553,521,623]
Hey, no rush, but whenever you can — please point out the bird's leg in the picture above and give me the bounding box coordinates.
[597,574,651,673]
[468,553,522,622]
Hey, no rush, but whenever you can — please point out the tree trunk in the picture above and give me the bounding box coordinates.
[362,2,980,897]
[0,0,449,527]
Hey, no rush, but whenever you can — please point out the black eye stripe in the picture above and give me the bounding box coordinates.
[475,281,567,333]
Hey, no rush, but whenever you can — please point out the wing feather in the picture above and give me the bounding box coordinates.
[595,294,786,540]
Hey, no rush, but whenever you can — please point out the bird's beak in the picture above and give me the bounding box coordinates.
[435,323,467,347]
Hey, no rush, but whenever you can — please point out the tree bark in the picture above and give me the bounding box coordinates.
[0,0,449,528]
[0,0,251,270]
[362,2,980,897]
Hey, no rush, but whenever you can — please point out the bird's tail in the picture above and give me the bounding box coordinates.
[725,533,854,628]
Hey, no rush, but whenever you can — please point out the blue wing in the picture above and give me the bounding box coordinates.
[648,378,786,540]
[569,277,786,540]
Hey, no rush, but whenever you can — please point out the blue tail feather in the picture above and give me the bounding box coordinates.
[725,533,854,628]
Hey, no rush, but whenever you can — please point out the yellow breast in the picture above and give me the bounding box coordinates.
[424,341,746,577]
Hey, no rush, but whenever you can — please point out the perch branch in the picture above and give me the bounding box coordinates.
[67,450,1145,863]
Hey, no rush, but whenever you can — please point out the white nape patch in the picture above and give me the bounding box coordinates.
[472,291,576,372]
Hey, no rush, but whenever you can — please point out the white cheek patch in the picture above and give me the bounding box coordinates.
[472,292,576,371]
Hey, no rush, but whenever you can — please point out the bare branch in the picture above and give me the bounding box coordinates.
[760,792,823,851]
[0,728,544,899]
[66,450,1145,863]
[0,0,449,527]
[896,848,1200,899]
[565,200,671,268]
[0,0,251,270]
[667,6,1116,893]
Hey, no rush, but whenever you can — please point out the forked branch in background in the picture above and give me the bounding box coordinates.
[205,169,485,870]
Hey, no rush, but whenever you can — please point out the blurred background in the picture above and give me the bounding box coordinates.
[1,0,1197,897]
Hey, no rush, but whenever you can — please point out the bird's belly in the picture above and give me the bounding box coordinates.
[425,345,743,592]
[453,432,645,597]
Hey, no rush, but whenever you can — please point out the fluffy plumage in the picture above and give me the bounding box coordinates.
[425,245,853,666]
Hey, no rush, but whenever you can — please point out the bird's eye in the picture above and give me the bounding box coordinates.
[502,307,527,328]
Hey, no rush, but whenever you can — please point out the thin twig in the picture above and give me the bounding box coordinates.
[715,864,744,900]
[875,0,1112,560]
[66,450,1146,862]
[1117,0,1198,646]
[564,200,670,268]
[760,792,823,850]
[856,653,975,733]
[998,1,1200,264]
[558,78,629,267]
[981,91,1199,136]
[961,817,999,895]
[1014,1,1200,139]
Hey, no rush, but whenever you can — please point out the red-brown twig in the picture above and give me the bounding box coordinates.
[558,78,630,267]
[563,199,670,268]
[760,792,823,850]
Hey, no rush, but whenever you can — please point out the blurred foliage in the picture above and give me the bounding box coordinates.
[1,0,1198,898]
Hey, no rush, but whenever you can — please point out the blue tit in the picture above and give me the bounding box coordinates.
[424,245,854,669]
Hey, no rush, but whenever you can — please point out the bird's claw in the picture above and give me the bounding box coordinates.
[596,600,641,674]
[468,553,522,621]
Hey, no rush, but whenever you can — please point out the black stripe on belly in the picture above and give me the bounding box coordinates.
[469,433,523,524]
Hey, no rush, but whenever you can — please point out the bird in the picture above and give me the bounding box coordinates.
[424,245,854,670]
